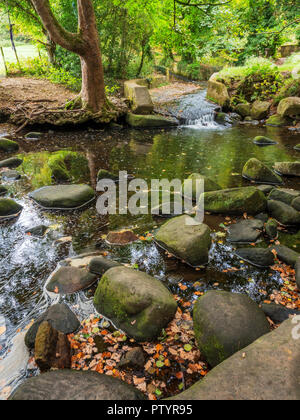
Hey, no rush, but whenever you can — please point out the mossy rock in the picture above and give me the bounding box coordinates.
[155,215,212,267]
[200,187,267,215]
[251,101,271,120]
[294,144,300,152]
[0,138,19,153]
[0,185,7,196]
[235,103,251,118]
[266,114,289,127]
[0,198,23,219]
[268,188,300,205]
[243,158,282,185]
[97,169,119,182]
[267,200,300,226]
[0,157,23,169]
[126,113,178,128]
[184,173,221,201]
[93,266,177,342]
[277,97,300,118]
[253,136,277,146]
[193,291,270,367]
[274,161,300,177]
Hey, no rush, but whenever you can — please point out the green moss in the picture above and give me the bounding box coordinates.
[0,198,22,217]
[266,114,289,127]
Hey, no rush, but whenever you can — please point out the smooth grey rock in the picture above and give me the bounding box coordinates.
[267,200,300,225]
[271,245,299,267]
[268,188,300,205]
[1,170,21,181]
[0,157,23,168]
[235,248,274,267]
[88,256,120,276]
[227,219,263,243]
[46,266,97,295]
[261,303,300,324]
[292,196,300,211]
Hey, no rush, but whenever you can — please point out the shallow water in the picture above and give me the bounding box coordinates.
[0,91,300,395]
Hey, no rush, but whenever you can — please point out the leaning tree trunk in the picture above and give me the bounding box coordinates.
[31,0,106,113]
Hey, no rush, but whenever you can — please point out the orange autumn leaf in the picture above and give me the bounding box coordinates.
[156,343,163,352]
[101,330,108,335]
[176,371,183,379]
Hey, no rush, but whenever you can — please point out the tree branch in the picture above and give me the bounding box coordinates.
[175,0,231,7]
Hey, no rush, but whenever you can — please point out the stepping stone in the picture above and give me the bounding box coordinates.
[0,138,19,153]
[46,266,97,295]
[29,184,95,209]
[268,188,300,205]
[193,291,270,367]
[253,136,277,146]
[267,200,300,225]
[25,303,80,349]
[155,215,212,267]
[274,161,300,177]
[0,157,23,168]
[227,219,264,243]
[235,248,274,267]
[261,303,300,324]
[1,170,21,181]
[242,158,282,184]
[0,198,23,219]
[9,370,145,400]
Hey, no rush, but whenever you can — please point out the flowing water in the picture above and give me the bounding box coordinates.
[0,90,300,396]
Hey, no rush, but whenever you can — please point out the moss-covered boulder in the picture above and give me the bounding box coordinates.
[274,161,300,177]
[268,188,300,205]
[46,266,97,295]
[200,187,267,215]
[253,136,277,146]
[292,196,300,211]
[266,114,289,127]
[47,151,88,182]
[0,198,23,219]
[193,291,270,367]
[277,97,300,118]
[93,266,177,342]
[0,157,23,169]
[265,218,278,239]
[29,184,95,209]
[155,215,212,267]
[207,79,230,108]
[0,185,7,196]
[251,101,271,120]
[124,80,154,114]
[9,369,145,400]
[242,158,282,184]
[97,169,119,182]
[184,173,221,201]
[267,200,300,225]
[235,103,251,118]
[126,113,178,128]
[0,138,19,153]
[169,319,299,400]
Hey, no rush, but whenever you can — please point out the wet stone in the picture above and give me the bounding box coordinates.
[227,219,264,243]
[235,248,275,267]
[46,266,97,295]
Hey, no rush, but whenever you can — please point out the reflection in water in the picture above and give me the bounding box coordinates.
[0,96,299,396]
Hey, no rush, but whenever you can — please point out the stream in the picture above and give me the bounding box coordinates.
[0,90,300,397]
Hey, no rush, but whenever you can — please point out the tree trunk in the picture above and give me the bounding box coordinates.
[31,0,107,113]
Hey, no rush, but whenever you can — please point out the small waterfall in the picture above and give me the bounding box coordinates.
[170,89,223,129]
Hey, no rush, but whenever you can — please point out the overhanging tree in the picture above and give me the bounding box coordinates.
[31,0,107,113]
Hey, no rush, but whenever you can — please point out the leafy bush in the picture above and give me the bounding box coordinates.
[274,78,300,104]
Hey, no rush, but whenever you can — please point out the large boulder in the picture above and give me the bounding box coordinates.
[0,156,22,168]
[277,97,300,118]
[227,219,264,243]
[193,291,270,367]
[9,370,145,400]
[251,101,271,120]
[124,80,154,115]
[46,266,97,295]
[242,158,282,184]
[29,184,95,209]
[0,138,19,153]
[200,187,267,215]
[207,79,230,108]
[169,319,300,400]
[154,215,212,267]
[25,303,80,349]
[268,188,300,205]
[0,198,22,219]
[235,103,251,118]
[126,113,178,128]
[267,200,300,225]
[235,248,275,268]
[274,161,300,177]
[93,266,177,342]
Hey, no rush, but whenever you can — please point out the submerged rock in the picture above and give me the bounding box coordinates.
[0,138,19,153]
[46,266,97,295]
[9,370,145,400]
[200,187,267,215]
[0,157,22,169]
[29,184,95,209]
[169,319,300,400]
[274,161,300,177]
[268,188,300,205]
[118,347,145,369]
[93,266,177,342]
[261,303,300,324]
[155,215,212,267]
[253,136,277,146]
[235,248,274,267]
[126,113,178,128]
[267,200,300,225]
[25,303,80,349]
[227,219,264,243]
[242,158,282,184]
[193,291,270,367]
[0,198,22,219]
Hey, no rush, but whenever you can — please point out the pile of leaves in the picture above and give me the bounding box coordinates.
[68,307,208,400]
